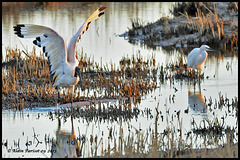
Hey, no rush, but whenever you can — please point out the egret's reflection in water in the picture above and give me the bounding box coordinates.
[188,90,207,113]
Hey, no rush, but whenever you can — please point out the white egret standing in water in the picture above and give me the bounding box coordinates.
[13,6,106,107]
[187,45,215,80]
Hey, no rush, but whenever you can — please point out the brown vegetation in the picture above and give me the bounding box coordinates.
[126,2,238,50]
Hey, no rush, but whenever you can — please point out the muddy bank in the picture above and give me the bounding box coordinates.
[121,2,238,50]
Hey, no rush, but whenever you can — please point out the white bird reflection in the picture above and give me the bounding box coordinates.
[51,115,82,158]
[188,91,207,113]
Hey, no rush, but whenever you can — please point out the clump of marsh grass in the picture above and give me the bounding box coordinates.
[170,2,211,17]
[2,47,55,110]
[125,2,238,50]
[2,48,158,110]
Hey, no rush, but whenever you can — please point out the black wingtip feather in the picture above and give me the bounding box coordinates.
[53,74,57,82]
[36,37,41,42]
[13,25,25,38]
[13,24,25,29]
[33,40,37,45]
[50,70,56,80]
[98,12,104,17]
[13,27,20,32]
[17,24,25,27]
[17,33,24,38]
[99,6,106,11]
[47,55,50,62]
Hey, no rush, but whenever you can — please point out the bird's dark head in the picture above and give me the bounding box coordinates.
[74,67,81,78]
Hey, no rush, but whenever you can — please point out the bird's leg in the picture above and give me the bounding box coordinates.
[197,70,199,82]
[55,86,61,104]
[198,70,202,91]
[80,72,83,90]
[57,116,61,130]
[71,86,74,108]
[198,70,200,83]
[198,80,201,92]
[193,79,196,92]
[193,69,196,86]
[193,69,195,79]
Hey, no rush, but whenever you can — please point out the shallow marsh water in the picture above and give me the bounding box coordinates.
[2,2,238,158]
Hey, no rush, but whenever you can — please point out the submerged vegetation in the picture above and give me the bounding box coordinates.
[47,106,238,158]
[125,2,238,50]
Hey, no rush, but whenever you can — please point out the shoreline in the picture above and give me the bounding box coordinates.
[121,2,238,50]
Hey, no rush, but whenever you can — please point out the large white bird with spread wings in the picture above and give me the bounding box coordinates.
[13,6,106,106]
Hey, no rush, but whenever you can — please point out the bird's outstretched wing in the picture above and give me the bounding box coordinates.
[13,24,67,82]
[67,6,106,63]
